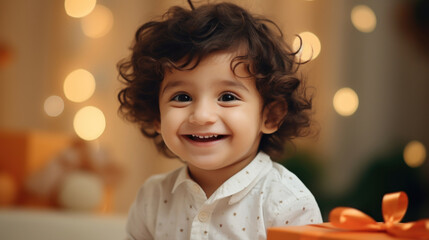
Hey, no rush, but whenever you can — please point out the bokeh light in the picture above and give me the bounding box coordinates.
[351,5,377,33]
[63,69,96,103]
[81,4,114,38]
[403,141,426,168]
[293,31,321,62]
[64,0,97,18]
[333,88,359,116]
[73,106,106,141]
[44,95,65,117]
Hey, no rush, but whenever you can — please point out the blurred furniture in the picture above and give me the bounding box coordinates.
[0,130,72,206]
[0,209,127,240]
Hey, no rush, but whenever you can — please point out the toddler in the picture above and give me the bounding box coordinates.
[118,1,322,239]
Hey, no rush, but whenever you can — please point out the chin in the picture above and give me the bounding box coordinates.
[185,157,226,171]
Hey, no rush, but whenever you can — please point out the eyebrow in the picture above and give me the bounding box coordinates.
[161,80,188,95]
[161,78,250,95]
[218,79,250,92]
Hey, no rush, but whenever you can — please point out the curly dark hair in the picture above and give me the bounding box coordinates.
[117,2,313,159]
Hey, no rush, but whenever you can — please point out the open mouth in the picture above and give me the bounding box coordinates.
[186,134,225,142]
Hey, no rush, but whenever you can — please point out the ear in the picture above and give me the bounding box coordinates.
[154,120,161,134]
[261,101,288,134]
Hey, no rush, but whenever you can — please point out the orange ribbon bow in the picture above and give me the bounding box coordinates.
[329,191,429,239]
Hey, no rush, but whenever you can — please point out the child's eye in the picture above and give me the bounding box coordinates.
[218,93,240,102]
[171,93,192,102]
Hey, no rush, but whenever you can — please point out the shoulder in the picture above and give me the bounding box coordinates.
[262,162,312,199]
[135,167,182,202]
[260,162,323,226]
[126,167,183,240]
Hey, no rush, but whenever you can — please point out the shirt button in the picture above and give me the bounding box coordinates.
[198,211,209,222]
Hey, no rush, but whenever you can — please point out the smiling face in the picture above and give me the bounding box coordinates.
[158,51,276,177]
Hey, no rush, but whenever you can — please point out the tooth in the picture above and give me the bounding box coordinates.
[190,134,221,139]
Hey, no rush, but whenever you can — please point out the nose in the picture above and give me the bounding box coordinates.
[189,100,218,125]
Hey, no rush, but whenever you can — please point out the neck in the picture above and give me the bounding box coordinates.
[187,153,257,198]
[188,169,225,198]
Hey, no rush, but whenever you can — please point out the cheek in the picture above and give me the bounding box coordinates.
[225,106,263,132]
[159,117,177,150]
[160,108,184,134]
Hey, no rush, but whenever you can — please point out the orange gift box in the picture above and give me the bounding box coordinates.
[267,192,429,240]
[268,223,417,240]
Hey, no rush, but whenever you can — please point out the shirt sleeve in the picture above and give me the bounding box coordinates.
[126,176,162,240]
[126,199,152,240]
[271,194,323,227]
[263,164,323,227]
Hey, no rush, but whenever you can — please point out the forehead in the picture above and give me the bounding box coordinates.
[161,50,252,86]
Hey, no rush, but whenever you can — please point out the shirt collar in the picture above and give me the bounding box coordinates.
[171,164,193,194]
[217,152,272,204]
[171,152,273,203]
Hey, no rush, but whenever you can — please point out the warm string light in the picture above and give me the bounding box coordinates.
[63,68,96,103]
[292,31,321,62]
[81,4,114,38]
[333,88,359,117]
[403,141,427,168]
[64,0,97,18]
[44,95,65,117]
[73,106,106,141]
[351,5,377,33]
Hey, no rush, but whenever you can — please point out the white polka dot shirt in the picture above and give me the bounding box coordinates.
[126,152,322,240]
